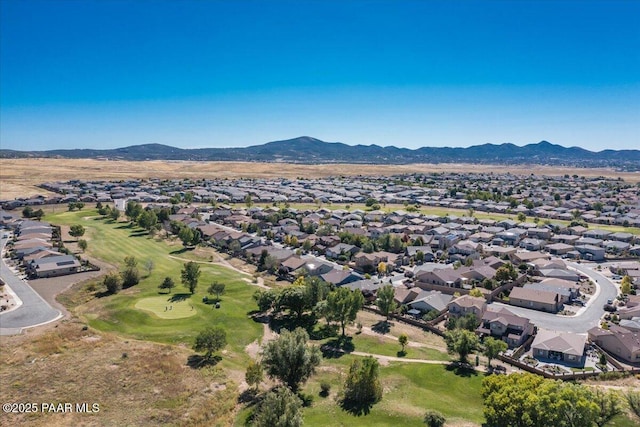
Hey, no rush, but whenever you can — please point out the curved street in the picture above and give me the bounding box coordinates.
[0,236,62,335]
[491,261,618,333]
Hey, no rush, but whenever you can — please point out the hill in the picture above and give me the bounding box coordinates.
[1,137,638,169]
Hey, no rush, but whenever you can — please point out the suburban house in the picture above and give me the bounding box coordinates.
[447,295,487,318]
[27,254,81,278]
[407,290,453,314]
[588,325,640,364]
[531,329,587,367]
[508,287,562,313]
[476,308,535,348]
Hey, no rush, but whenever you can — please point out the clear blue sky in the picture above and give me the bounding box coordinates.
[1,0,639,151]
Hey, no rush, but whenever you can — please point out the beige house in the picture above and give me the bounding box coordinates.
[589,325,640,364]
[509,287,562,313]
[532,329,587,367]
[447,295,487,318]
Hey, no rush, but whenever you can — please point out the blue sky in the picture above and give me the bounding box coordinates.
[1,0,638,151]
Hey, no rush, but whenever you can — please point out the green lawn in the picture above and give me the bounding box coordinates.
[135,295,197,319]
[45,209,263,358]
[237,357,486,427]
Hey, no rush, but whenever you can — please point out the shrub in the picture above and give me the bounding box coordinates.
[319,381,331,397]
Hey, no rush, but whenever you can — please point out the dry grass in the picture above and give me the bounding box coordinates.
[0,319,239,427]
[2,158,638,200]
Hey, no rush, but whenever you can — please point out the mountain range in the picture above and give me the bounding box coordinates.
[1,136,638,169]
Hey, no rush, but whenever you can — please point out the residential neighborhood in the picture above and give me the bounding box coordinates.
[2,172,638,377]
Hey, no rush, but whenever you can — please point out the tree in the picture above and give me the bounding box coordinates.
[121,255,140,288]
[261,327,321,392]
[178,226,195,248]
[626,391,640,421]
[244,193,254,208]
[377,261,388,276]
[445,329,479,362]
[621,275,633,295]
[33,209,45,220]
[592,388,623,427]
[245,360,263,391]
[483,337,508,368]
[22,206,34,218]
[158,277,175,293]
[207,281,225,301]
[304,276,330,308]
[342,356,382,404]
[109,207,120,221]
[495,263,518,283]
[482,373,604,427]
[69,224,85,240]
[193,326,227,361]
[121,265,140,288]
[278,286,308,320]
[398,333,408,353]
[423,410,446,427]
[517,212,527,222]
[326,287,364,336]
[415,250,425,263]
[253,289,277,312]
[137,209,158,231]
[252,387,303,427]
[144,259,155,277]
[376,284,397,320]
[77,239,88,252]
[469,287,483,297]
[104,273,122,294]
[181,261,201,294]
[125,201,143,223]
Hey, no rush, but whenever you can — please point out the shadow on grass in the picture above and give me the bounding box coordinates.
[115,223,134,230]
[269,314,317,335]
[446,361,478,377]
[371,320,391,335]
[129,230,150,238]
[168,293,191,302]
[187,354,222,369]
[238,388,261,405]
[309,323,339,340]
[250,313,270,324]
[170,247,190,255]
[340,398,375,416]
[95,290,112,298]
[397,350,407,358]
[321,336,354,359]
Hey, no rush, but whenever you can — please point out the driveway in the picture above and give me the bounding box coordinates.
[490,261,618,333]
[0,237,62,335]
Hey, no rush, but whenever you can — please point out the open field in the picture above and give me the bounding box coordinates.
[0,319,240,427]
[2,158,639,200]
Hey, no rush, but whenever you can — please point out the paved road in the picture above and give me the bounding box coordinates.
[491,261,618,333]
[0,237,62,335]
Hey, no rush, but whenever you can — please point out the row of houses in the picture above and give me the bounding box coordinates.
[1,211,81,278]
[4,172,640,228]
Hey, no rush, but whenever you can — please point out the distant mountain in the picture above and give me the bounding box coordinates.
[2,137,639,169]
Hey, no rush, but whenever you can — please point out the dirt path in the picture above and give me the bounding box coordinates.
[354,325,448,352]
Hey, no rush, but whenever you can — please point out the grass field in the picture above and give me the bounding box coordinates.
[46,209,263,360]
[134,295,198,319]
[236,357,486,427]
